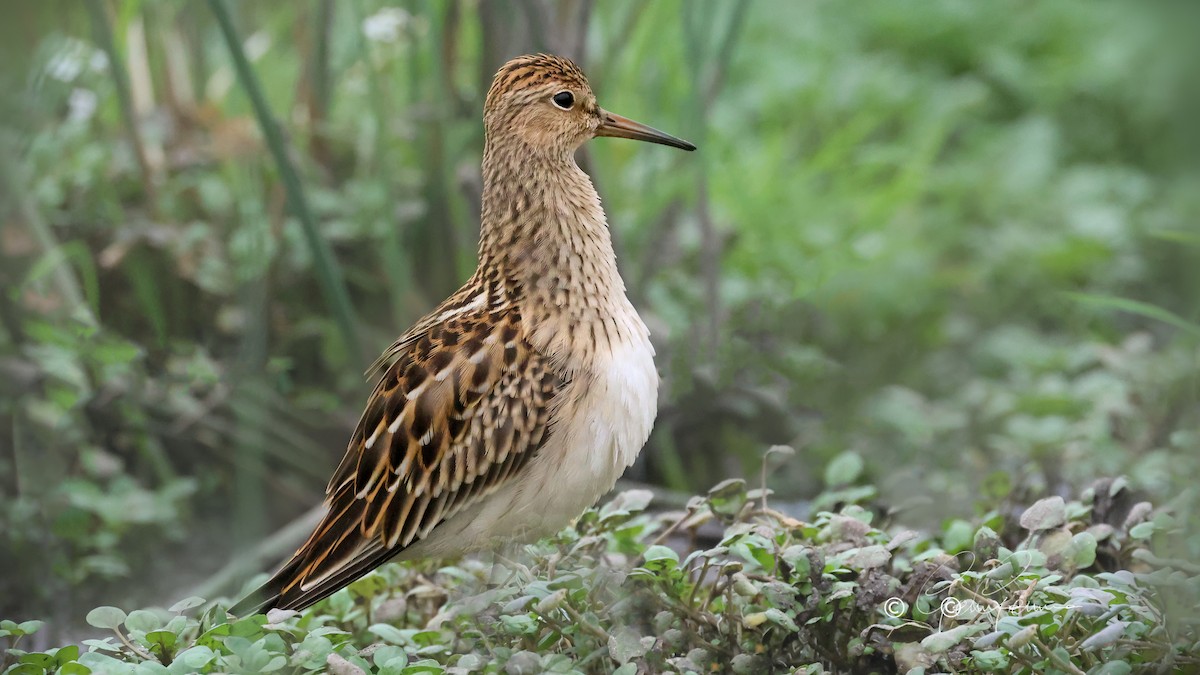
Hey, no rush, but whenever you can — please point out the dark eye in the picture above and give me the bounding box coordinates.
[551,91,574,110]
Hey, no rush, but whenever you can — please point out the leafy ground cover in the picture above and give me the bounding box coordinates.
[3,464,1195,674]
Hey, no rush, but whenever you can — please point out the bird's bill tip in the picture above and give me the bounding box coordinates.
[596,110,696,151]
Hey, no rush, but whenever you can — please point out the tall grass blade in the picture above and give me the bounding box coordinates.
[350,0,413,323]
[1065,292,1200,339]
[0,138,96,328]
[206,0,363,366]
[85,0,159,211]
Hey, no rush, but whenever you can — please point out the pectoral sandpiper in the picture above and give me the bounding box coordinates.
[232,54,695,614]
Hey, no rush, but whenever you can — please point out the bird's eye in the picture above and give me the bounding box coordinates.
[551,91,575,110]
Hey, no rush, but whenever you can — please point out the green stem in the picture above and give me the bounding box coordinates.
[312,0,334,123]
[0,138,96,328]
[85,0,158,212]
[206,0,363,366]
[350,0,412,323]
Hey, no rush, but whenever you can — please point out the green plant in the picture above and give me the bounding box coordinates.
[3,466,1195,674]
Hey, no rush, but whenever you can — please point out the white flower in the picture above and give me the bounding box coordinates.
[362,8,410,43]
[47,39,90,82]
[68,88,98,123]
[244,31,271,62]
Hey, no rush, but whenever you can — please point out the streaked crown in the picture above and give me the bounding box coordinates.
[485,54,591,111]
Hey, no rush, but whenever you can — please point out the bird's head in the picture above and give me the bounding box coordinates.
[483,54,695,158]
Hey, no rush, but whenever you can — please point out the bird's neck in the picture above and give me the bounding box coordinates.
[476,141,645,362]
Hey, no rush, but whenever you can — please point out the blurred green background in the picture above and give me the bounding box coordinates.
[1,0,1197,639]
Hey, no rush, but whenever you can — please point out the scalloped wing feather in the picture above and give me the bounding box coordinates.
[253,307,563,611]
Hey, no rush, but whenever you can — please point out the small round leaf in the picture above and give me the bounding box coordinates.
[86,606,128,630]
[642,545,680,568]
[824,451,864,487]
[125,609,163,633]
[168,597,206,613]
[1019,497,1066,531]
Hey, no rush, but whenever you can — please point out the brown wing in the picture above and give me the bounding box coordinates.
[232,308,563,613]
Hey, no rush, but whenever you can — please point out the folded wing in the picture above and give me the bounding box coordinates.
[232,306,563,614]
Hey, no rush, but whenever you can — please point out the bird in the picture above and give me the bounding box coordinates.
[231,54,695,614]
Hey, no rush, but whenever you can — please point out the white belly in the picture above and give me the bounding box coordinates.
[408,333,658,557]
[519,335,659,534]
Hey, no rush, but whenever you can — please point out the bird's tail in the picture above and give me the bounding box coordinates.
[228,558,297,616]
[228,591,275,617]
[229,543,398,616]
[228,494,400,616]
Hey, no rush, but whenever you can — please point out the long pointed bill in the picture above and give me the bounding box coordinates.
[596,110,696,151]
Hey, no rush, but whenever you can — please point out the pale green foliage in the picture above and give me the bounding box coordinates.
[3,475,1196,673]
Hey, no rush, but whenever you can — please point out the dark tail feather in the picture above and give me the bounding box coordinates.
[228,589,277,617]
[274,546,398,612]
[229,544,400,616]
[229,486,411,616]
[228,557,300,616]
